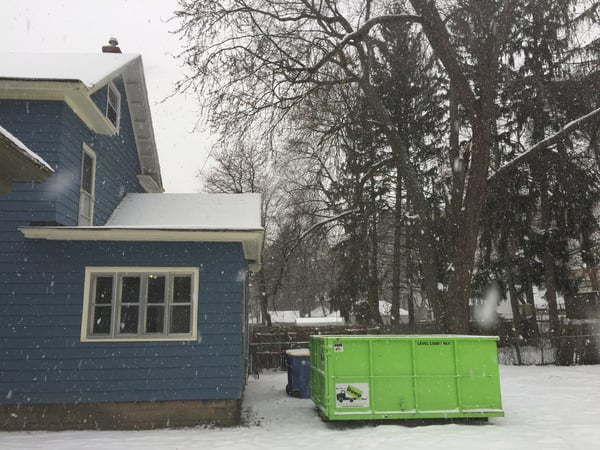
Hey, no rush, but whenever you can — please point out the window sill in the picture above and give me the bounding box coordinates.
[81,335,198,343]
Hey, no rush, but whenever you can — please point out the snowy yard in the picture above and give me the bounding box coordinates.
[2,365,599,450]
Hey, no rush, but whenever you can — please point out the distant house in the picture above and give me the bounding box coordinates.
[378,300,409,325]
[0,52,263,430]
[298,305,345,326]
[295,316,345,326]
[269,310,300,325]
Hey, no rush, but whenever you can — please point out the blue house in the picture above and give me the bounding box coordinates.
[0,51,264,430]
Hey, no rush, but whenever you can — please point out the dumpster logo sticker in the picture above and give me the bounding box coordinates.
[333,343,343,352]
[335,383,369,408]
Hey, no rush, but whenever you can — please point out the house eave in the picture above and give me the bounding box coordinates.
[137,175,164,193]
[0,133,54,193]
[0,79,116,135]
[19,226,264,270]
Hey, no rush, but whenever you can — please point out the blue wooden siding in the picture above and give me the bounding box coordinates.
[0,101,63,224]
[88,77,144,223]
[0,78,143,227]
[1,240,247,404]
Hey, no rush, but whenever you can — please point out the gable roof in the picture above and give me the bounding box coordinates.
[0,52,162,192]
[0,124,54,193]
[0,53,140,90]
[19,193,265,271]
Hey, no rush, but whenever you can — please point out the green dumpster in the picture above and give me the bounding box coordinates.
[309,335,504,421]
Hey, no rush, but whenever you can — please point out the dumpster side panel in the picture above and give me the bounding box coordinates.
[371,339,416,413]
[331,339,370,376]
[329,339,371,415]
[456,340,503,411]
[309,338,326,411]
[414,339,460,412]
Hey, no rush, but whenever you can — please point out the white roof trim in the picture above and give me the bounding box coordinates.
[137,175,163,193]
[19,227,264,271]
[120,57,163,190]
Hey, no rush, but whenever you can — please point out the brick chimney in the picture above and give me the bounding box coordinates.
[102,37,122,54]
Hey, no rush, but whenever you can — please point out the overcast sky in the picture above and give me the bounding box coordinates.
[0,0,213,192]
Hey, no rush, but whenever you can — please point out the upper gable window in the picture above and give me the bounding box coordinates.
[106,82,121,131]
[78,144,96,226]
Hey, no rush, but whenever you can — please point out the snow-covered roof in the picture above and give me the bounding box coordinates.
[0,124,53,172]
[19,193,265,271]
[295,317,345,326]
[310,305,341,318]
[0,124,54,192]
[269,311,300,324]
[0,52,139,89]
[106,193,263,229]
[0,52,162,191]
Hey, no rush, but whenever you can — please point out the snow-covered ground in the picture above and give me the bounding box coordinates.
[2,365,599,449]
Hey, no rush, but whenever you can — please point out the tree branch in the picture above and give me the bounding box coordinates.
[358,156,395,188]
[488,106,600,182]
[267,208,359,301]
[301,14,422,75]
[292,209,359,255]
[409,0,479,120]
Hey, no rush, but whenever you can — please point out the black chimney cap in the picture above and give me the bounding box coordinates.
[102,37,121,54]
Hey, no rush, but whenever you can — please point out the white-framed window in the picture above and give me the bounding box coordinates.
[81,267,199,342]
[105,82,121,131]
[78,144,96,226]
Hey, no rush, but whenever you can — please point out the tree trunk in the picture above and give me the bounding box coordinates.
[589,123,600,172]
[508,277,523,365]
[525,277,540,337]
[507,239,524,339]
[368,183,382,325]
[407,0,509,333]
[540,176,561,337]
[529,29,560,338]
[407,208,417,330]
[257,269,271,326]
[408,278,416,331]
[391,167,403,328]
[543,248,560,336]
[508,279,523,332]
[446,121,493,333]
[587,266,600,292]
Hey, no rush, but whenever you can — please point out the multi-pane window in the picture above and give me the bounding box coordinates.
[106,82,121,130]
[78,145,96,226]
[82,268,199,341]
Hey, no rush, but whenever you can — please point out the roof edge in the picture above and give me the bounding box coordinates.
[19,226,264,270]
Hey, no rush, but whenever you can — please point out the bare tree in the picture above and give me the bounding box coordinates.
[176,0,600,332]
[202,141,279,325]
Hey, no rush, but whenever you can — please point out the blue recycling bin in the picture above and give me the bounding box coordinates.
[285,348,310,399]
